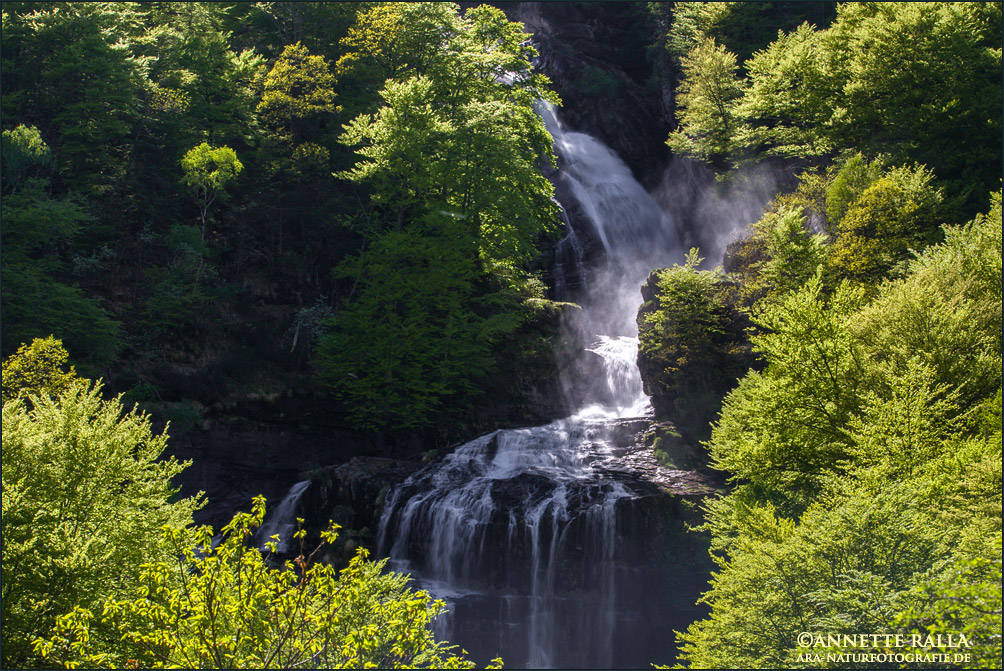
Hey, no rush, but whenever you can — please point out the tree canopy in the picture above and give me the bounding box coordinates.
[315,2,562,430]
[671,192,1002,668]
[37,499,489,670]
[3,339,485,669]
[668,2,1002,220]
[0,2,563,435]
[1,340,203,667]
[2,3,1001,667]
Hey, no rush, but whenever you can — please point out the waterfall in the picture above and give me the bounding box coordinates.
[256,480,310,554]
[377,105,685,668]
[540,102,681,337]
[552,209,586,301]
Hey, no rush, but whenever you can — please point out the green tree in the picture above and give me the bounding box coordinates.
[709,274,867,513]
[894,538,1003,669]
[667,37,745,165]
[338,76,449,231]
[249,31,353,266]
[336,3,560,268]
[0,3,148,195]
[258,41,337,140]
[1,336,78,403]
[745,204,828,302]
[725,2,1001,218]
[676,464,994,668]
[676,365,1001,669]
[334,2,462,117]
[180,142,243,242]
[663,2,734,63]
[229,2,367,64]
[733,22,842,161]
[0,177,120,364]
[37,498,491,669]
[823,153,883,228]
[725,156,947,310]
[255,40,338,229]
[825,165,944,288]
[1,380,202,668]
[116,1,262,245]
[674,193,1002,668]
[662,2,838,71]
[850,191,1002,410]
[319,2,562,430]
[316,220,497,430]
[137,2,263,148]
[2,2,261,232]
[671,3,1002,221]
[830,3,1001,213]
[1,124,53,195]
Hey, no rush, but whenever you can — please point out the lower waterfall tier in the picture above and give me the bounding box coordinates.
[377,415,718,668]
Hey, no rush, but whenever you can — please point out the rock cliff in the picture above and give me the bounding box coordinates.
[636,268,758,447]
[500,1,672,184]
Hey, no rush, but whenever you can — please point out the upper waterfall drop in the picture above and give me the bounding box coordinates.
[540,102,682,340]
[540,103,679,267]
[376,105,688,669]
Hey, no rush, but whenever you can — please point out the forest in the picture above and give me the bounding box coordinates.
[2,2,1001,669]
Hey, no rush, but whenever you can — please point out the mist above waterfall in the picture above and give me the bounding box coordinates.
[652,157,790,268]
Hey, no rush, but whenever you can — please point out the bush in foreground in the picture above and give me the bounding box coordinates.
[37,498,492,669]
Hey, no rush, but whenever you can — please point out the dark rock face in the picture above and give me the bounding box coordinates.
[636,269,757,445]
[297,457,426,564]
[165,396,426,531]
[165,336,580,533]
[168,425,349,530]
[499,2,672,184]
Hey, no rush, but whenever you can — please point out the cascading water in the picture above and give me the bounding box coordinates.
[256,480,310,554]
[540,103,681,338]
[552,209,586,301]
[377,105,687,668]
